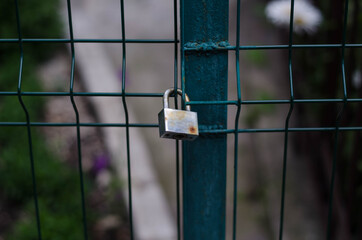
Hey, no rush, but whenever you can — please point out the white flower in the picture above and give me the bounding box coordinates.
[265,0,323,34]
[352,70,361,89]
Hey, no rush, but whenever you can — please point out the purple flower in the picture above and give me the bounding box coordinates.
[92,154,110,175]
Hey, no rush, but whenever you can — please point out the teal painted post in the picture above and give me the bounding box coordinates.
[181,0,228,239]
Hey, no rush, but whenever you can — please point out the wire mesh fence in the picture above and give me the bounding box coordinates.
[0,0,361,239]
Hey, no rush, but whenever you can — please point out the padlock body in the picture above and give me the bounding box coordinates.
[158,108,199,141]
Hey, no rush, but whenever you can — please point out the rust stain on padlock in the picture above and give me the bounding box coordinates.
[189,126,197,134]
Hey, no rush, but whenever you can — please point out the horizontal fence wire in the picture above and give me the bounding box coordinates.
[0,38,177,43]
[1,0,361,239]
[2,38,362,48]
[1,122,362,132]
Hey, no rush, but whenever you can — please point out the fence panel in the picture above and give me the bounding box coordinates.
[1,0,362,239]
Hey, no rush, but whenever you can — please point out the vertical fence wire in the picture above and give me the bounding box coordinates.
[326,0,350,239]
[278,0,295,239]
[65,1,89,239]
[14,1,42,239]
[232,0,242,239]
[119,0,134,239]
[173,0,181,239]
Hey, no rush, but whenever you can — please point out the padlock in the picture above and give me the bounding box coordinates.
[158,88,199,141]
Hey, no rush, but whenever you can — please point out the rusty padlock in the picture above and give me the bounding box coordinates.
[158,88,199,141]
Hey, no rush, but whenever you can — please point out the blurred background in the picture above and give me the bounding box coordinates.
[0,0,361,239]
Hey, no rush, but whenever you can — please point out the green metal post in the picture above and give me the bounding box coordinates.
[181,0,228,239]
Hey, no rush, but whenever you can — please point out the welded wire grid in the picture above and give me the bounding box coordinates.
[182,0,361,239]
[225,0,361,240]
[1,0,177,240]
[1,0,362,240]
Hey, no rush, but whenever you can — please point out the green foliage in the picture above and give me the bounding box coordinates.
[0,62,91,238]
[245,50,268,67]
[0,0,62,62]
[0,0,94,239]
[8,198,84,240]
[0,133,89,238]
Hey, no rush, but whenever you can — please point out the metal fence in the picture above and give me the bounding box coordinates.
[1,0,362,239]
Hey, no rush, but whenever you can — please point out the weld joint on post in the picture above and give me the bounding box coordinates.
[184,41,230,51]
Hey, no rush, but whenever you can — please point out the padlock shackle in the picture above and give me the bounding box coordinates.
[163,88,191,111]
